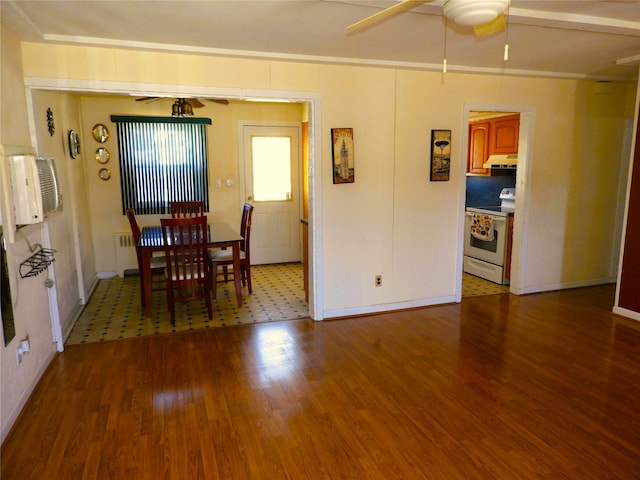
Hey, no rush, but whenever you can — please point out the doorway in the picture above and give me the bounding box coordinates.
[460,103,536,300]
[239,122,302,265]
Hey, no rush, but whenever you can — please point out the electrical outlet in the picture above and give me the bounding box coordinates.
[375,275,382,287]
[16,337,30,365]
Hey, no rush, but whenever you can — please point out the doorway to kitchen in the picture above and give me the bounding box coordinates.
[460,103,535,299]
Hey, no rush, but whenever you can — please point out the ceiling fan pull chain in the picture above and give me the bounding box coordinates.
[503,4,510,61]
[443,16,448,73]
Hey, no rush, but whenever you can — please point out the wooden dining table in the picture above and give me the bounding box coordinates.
[138,221,244,316]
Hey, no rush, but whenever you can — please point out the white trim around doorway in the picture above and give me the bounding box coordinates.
[23,77,326,320]
[458,102,537,300]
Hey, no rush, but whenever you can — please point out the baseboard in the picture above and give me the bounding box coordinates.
[61,274,100,344]
[613,306,640,322]
[1,349,57,446]
[97,271,117,279]
[62,302,84,343]
[514,277,614,295]
[323,294,458,319]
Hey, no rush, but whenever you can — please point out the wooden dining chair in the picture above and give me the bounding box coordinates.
[208,203,254,299]
[126,208,166,307]
[161,215,212,324]
[170,201,204,218]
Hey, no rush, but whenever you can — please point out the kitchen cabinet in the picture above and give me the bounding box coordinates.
[490,115,520,155]
[467,114,520,175]
[468,121,490,174]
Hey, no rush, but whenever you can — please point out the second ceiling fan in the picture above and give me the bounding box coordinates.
[135,97,230,116]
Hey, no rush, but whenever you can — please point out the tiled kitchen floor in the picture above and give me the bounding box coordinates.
[462,272,510,297]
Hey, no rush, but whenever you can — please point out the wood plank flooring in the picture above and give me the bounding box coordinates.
[3,284,640,479]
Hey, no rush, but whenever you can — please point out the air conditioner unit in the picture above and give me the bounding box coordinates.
[8,154,62,225]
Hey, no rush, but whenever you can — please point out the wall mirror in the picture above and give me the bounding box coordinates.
[1,227,16,346]
[98,168,111,181]
[95,147,110,164]
[92,124,109,143]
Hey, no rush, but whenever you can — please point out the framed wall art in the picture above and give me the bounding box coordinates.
[331,128,355,184]
[430,129,451,182]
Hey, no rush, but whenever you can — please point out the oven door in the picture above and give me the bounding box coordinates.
[464,213,507,266]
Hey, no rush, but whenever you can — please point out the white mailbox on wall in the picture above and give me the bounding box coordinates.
[9,154,43,225]
[3,153,62,226]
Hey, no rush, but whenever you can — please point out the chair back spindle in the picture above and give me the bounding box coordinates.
[161,215,212,324]
[170,201,205,218]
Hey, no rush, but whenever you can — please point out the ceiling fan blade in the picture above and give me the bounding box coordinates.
[135,96,168,105]
[473,13,506,37]
[190,98,205,108]
[207,98,230,105]
[346,0,431,33]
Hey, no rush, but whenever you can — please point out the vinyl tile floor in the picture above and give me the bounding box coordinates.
[462,272,510,297]
[66,262,308,345]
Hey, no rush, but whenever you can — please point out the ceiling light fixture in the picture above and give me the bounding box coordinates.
[172,98,194,117]
[443,0,510,26]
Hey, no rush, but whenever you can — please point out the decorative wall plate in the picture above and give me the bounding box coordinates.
[98,168,111,181]
[68,130,80,158]
[95,147,110,164]
[92,124,109,143]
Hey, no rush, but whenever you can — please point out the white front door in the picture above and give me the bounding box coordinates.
[240,123,301,265]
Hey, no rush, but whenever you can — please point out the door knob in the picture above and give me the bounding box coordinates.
[247,196,253,201]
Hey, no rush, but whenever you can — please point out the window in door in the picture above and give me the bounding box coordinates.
[251,136,292,202]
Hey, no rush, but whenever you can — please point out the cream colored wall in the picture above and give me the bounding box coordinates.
[0,28,31,148]
[29,90,92,327]
[19,42,635,312]
[78,95,302,273]
[0,29,57,443]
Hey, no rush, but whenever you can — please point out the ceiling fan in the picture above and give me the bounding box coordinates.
[346,0,510,37]
[135,97,229,116]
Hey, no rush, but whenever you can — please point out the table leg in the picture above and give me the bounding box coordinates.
[140,250,153,316]
[232,242,242,307]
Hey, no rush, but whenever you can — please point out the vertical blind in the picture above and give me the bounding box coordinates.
[111,116,212,215]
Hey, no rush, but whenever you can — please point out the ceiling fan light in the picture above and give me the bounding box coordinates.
[443,0,509,26]
[172,100,181,117]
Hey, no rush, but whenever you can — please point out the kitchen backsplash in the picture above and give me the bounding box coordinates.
[466,176,516,207]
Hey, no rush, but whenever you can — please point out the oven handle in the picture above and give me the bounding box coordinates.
[465,212,505,223]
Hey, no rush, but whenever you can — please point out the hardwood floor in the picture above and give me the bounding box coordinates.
[3,284,640,479]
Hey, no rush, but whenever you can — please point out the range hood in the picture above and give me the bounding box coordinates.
[483,154,517,169]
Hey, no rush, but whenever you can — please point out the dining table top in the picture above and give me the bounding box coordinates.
[138,221,243,248]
